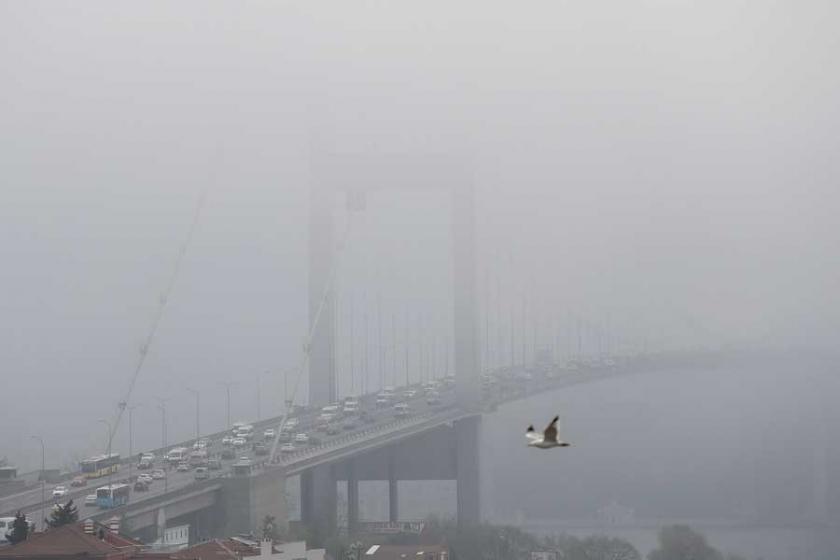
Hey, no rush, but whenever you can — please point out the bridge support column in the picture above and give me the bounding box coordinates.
[156,508,166,544]
[389,447,399,522]
[301,464,337,540]
[455,415,481,527]
[220,466,288,538]
[347,460,359,534]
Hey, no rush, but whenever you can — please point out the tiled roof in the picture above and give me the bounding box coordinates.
[0,523,128,557]
[172,539,257,560]
[0,522,160,559]
[363,544,448,560]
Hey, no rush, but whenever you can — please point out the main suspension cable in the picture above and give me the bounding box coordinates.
[106,185,211,454]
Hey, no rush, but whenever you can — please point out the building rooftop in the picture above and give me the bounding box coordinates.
[363,544,448,560]
[0,521,158,559]
[172,538,258,560]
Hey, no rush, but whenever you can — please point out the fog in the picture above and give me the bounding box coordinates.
[2,1,839,556]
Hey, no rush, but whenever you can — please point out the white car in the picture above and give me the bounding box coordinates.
[280,443,295,453]
[294,433,309,444]
[263,428,276,440]
[151,469,166,480]
[403,389,417,399]
[84,494,97,507]
[232,437,246,447]
[285,417,299,429]
[137,473,153,484]
[52,486,68,499]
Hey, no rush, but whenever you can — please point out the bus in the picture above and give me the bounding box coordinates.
[96,484,130,509]
[80,454,120,479]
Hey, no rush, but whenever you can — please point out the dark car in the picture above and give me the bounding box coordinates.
[254,443,268,456]
[133,480,149,492]
[208,458,222,470]
[220,448,235,460]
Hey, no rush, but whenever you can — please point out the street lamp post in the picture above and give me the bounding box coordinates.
[127,405,138,482]
[186,387,200,442]
[30,436,45,532]
[156,398,169,448]
[98,419,113,504]
[220,382,234,430]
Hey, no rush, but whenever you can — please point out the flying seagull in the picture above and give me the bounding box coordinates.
[526,415,570,449]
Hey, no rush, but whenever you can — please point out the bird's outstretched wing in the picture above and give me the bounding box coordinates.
[526,425,541,441]
[543,416,559,443]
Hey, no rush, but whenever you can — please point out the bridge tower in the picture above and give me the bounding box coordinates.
[305,154,482,532]
[307,155,480,410]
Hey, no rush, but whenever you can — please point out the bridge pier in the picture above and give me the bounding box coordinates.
[219,466,288,537]
[388,447,399,523]
[301,464,337,539]
[347,459,359,534]
[455,415,481,526]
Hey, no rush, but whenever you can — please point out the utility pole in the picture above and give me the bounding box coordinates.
[186,388,200,442]
[30,436,44,531]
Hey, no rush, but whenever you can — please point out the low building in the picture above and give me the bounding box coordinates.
[362,544,448,560]
[173,539,325,560]
[172,538,256,560]
[0,518,171,559]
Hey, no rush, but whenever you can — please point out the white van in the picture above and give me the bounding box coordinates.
[0,516,32,543]
[166,447,189,464]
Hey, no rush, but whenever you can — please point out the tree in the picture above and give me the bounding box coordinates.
[648,525,723,560]
[579,535,641,560]
[540,534,640,560]
[391,517,540,560]
[5,511,29,545]
[261,515,277,541]
[47,500,78,528]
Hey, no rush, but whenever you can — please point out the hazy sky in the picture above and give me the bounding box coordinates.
[2,1,838,472]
